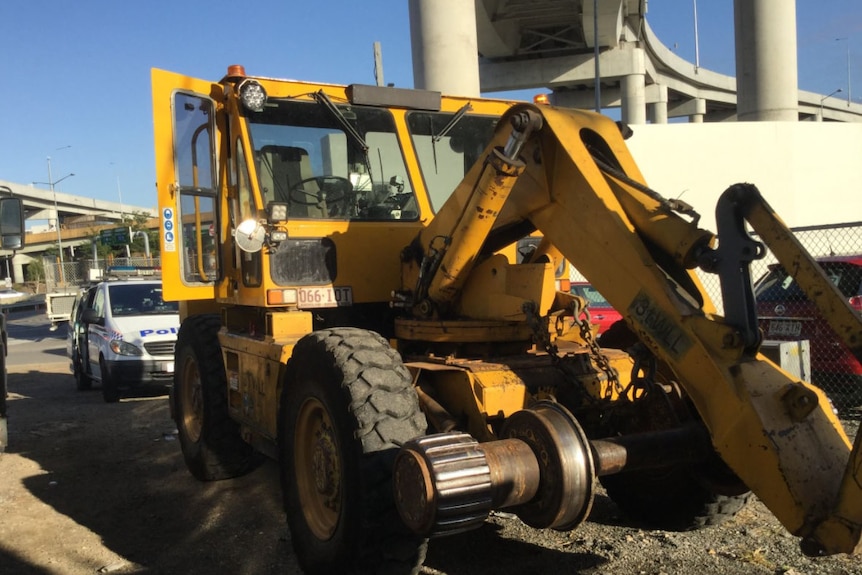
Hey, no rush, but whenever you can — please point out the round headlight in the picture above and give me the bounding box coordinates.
[239,79,267,112]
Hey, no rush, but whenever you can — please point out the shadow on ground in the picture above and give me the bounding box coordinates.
[2,368,619,575]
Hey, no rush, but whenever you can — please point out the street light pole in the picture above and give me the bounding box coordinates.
[34,157,74,287]
[836,37,851,107]
[819,88,842,121]
[593,0,601,112]
[693,0,700,73]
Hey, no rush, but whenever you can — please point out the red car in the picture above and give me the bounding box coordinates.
[570,282,622,335]
[754,255,862,388]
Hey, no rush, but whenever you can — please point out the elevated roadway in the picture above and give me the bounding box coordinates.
[1,180,158,281]
[0,179,156,256]
[411,0,862,123]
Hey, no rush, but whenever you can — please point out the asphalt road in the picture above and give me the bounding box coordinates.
[5,307,69,368]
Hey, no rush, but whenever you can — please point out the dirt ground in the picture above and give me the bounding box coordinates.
[2,360,861,575]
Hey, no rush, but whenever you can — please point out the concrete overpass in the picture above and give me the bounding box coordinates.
[406,0,862,235]
[0,179,157,281]
[409,0,862,124]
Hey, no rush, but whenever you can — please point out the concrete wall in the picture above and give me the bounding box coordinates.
[624,122,862,231]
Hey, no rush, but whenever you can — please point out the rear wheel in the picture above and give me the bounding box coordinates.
[174,314,255,481]
[100,357,120,403]
[601,462,751,530]
[596,385,750,531]
[599,320,751,530]
[280,328,428,575]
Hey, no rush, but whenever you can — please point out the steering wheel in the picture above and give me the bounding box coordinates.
[289,176,354,216]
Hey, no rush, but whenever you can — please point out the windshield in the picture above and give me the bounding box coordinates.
[108,284,179,317]
[571,284,613,308]
[247,100,416,221]
[406,111,499,212]
[755,262,862,302]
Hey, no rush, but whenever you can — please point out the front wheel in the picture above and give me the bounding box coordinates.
[100,357,120,403]
[173,315,255,481]
[280,328,428,575]
[74,353,92,391]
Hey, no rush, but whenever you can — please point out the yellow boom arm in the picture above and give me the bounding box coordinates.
[406,103,861,555]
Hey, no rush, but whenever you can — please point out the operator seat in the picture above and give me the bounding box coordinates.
[258,145,322,218]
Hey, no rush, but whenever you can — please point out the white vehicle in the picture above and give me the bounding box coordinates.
[69,279,179,402]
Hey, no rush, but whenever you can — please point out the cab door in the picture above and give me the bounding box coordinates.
[151,68,223,302]
[87,287,107,378]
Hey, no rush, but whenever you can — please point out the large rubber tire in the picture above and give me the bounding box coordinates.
[280,328,428,575]
[100,357,120,403]
[597,319,751,530]
[174,314,255,481]
[74,353,92,391]
[600,465,751,531]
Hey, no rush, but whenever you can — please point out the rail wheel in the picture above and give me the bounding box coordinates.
[280,327,428,575]
[173,314,254,481]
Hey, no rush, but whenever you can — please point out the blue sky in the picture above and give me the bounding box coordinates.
[1,0,860,214]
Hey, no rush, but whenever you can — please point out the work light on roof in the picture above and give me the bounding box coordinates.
[238,79,267,112]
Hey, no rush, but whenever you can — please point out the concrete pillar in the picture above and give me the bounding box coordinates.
[621,73,646,125]
[689,113,704,123]
[11,253,32,283]
[650,102,668,124]
[409,0,480,97]
[734,0,799,121]
[648,84,668,124]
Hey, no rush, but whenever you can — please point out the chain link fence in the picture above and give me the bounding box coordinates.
[43,257,162,293]
[41,223,862,407]
[696,221,862,409]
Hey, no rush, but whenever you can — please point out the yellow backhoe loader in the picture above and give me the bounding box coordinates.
[152,66,862,575]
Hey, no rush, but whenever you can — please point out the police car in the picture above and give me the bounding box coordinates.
[67,278,179,402]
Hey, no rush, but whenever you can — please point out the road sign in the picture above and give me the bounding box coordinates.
[100,227,130,246]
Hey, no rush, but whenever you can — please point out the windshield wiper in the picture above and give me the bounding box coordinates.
[313,90,369,153]
[432,103,472,143]
[431,103,472,173]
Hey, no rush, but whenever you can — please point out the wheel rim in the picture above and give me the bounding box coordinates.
[295,396,341,540]
[179,355,204,443]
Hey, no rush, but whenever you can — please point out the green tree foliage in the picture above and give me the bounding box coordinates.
[25,257,45,282]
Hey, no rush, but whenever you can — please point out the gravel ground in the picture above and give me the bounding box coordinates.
[1,361,860,575]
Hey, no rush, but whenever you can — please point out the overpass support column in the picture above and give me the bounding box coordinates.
[648,84,668,124]
[622,73,646,125]
[11,254,31,284]
[650,102,668,124]
[409,0,480,97]
[734,0,798,121]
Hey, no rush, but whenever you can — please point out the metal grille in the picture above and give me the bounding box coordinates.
[144,341,176,357]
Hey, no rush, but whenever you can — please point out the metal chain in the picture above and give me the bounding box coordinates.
[572,310,623,400]
[523,301,623,401]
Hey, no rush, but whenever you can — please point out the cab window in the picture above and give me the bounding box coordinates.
[406,112,499,212]
[235,139,261,287]
[247,99,416,221]
[92,288,106,318]
[173,92,220,284]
